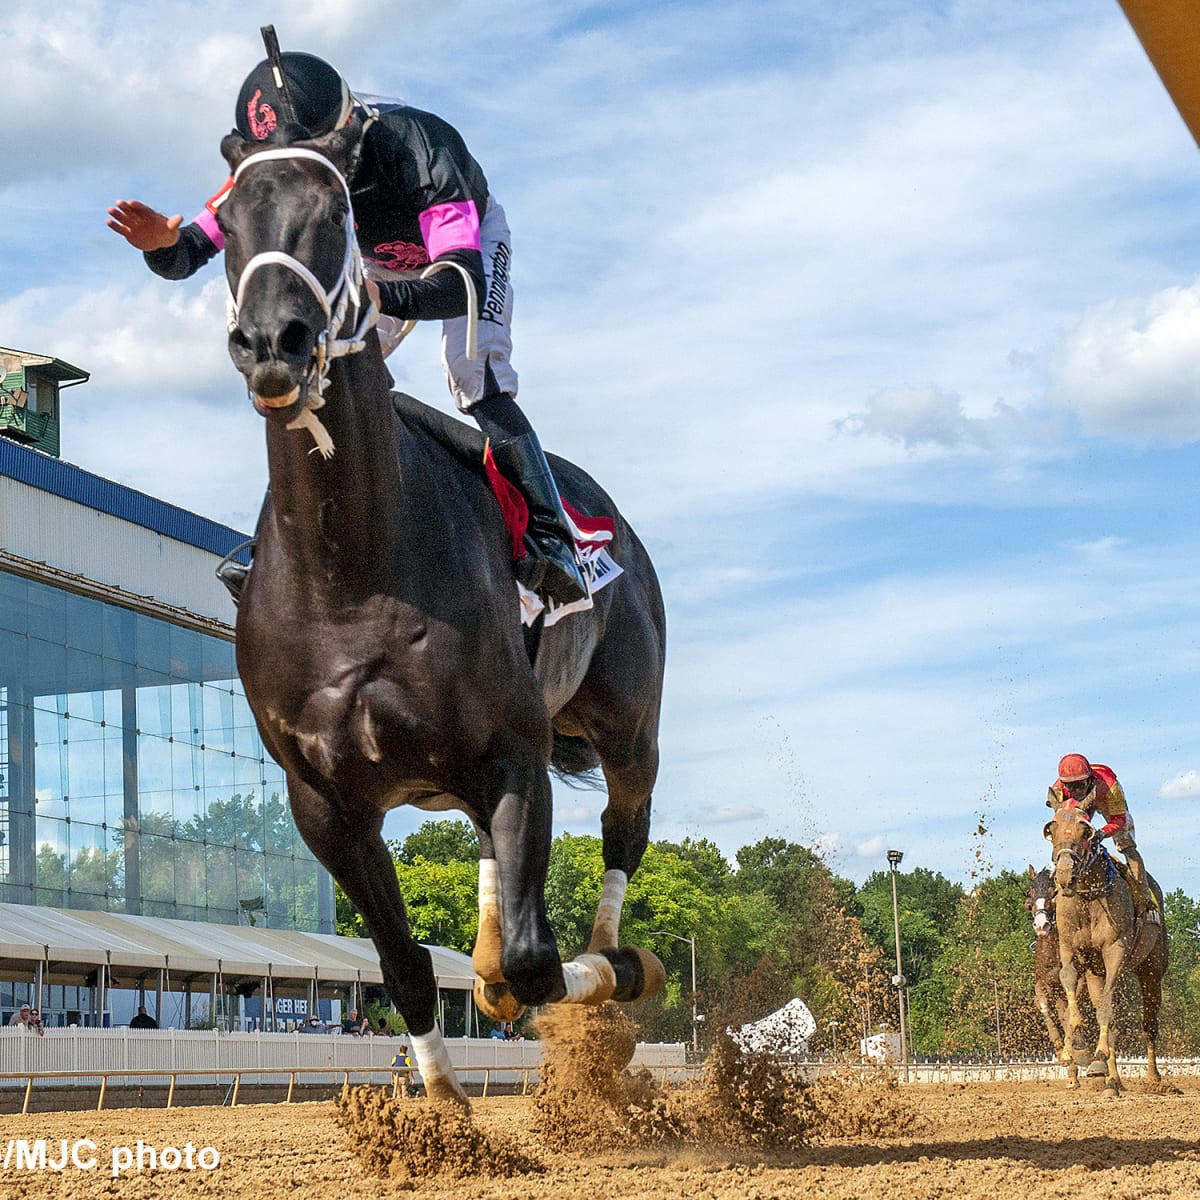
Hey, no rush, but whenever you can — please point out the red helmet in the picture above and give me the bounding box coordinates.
[1057,753,1093,783]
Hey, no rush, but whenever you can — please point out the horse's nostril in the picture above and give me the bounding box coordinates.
[279,321,311,358]
[228,327,255,370]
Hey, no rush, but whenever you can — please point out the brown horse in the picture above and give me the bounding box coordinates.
[1026,866,1070,1055]
[215,122,667,1104]
[1043,807,1167,1092]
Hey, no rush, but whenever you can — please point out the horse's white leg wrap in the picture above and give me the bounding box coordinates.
[473,858,504,982]
[410,1028,466,1102]
[587,869,628,953]
[561,953,618,1004]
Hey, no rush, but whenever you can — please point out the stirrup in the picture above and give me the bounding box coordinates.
[215,538,256,605]
[517,532,588,606]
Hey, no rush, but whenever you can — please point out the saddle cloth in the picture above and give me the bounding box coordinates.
[483,444,623,628]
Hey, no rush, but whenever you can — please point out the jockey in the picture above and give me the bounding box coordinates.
[107,50,587,609]
[1047,753,1160,925]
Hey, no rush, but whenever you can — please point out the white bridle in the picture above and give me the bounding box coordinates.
[226,147,379,458]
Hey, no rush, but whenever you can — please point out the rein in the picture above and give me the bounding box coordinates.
[226,147,379,458]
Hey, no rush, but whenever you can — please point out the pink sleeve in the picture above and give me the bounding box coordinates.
[418,200,481,259]
[193,208,225,251]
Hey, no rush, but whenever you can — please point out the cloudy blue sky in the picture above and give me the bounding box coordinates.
[4,1,1200,896]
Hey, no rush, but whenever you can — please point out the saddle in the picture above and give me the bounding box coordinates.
[389,392,622,627]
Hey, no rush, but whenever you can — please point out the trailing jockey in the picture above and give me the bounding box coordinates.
[1047,753,1160,926]
[107,50,587,609]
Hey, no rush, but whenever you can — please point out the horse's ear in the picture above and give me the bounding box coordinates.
[221,131,253,172]
[1028,864,1036,879]
[315,122,365,180]
[1042,821,1053,840]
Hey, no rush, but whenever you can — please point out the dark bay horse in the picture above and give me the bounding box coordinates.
[216,122,666,1104]
[1044,808,1167,1092]
[1025,865,1071,1058]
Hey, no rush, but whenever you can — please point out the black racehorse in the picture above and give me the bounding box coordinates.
[216,121,666,1104]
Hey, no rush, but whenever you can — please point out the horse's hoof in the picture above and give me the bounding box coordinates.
[473,977,526,1023]
[1086,1058,1108,1078]
[600,946,666,1002]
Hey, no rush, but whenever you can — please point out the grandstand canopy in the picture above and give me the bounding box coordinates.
[0,902,473,993]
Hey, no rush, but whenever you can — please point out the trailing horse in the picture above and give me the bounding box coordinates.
[216,121,667,1104]
[1043,807,1167,1092]
[1025,865,1071,1057]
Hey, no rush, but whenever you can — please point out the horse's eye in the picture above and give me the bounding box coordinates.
[330,205,349,227]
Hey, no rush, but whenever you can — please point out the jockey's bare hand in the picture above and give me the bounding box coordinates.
[364,276,382,310]
[106,201,183,251]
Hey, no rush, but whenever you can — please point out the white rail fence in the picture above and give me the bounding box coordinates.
[4,1028,1198,1098]
[0,1027,687,1090]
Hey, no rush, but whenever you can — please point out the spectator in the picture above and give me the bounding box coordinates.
[27,1009,44,1036]
[342,1007,368,1036]
[130,1005,158,1030]
[390,1043,420,1097]
[489,1022,507,1040]
[375,1018,392,1037]
[299,1015,325,1034]
[8,1004,31,1028]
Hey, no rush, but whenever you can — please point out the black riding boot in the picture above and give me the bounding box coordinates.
[490,432,588,606]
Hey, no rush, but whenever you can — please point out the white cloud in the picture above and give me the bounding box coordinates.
[855,835,888,861]
[697,804,768,825]
[1159,770,1200,800]
[1048,282,1200,442]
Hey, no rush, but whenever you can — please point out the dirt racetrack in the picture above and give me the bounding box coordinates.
[3,1072,1200,1199]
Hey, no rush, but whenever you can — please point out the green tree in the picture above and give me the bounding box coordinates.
[1159,888,1200,1054]
[393,857,479,952]
[909,871,1033,1056]
[856,866,964,988]
[653,836,733,895]
[390,819,479,866]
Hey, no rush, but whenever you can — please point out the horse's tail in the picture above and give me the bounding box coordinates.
[550,731,604,787]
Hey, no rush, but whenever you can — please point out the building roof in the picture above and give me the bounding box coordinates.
[0,437,249,560]
[0,903,474,992]
[0,346,90,385]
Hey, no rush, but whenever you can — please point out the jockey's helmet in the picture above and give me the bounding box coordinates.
[236,52,353,142]
[1057,753,1093,783]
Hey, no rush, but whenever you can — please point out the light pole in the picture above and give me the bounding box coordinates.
[993,978,1002,1057]
[827,1019,840,1057]
[650,930,698,1053]
[887,849,909,1080]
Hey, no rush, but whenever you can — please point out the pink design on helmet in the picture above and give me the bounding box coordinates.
[246,88,277,141]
